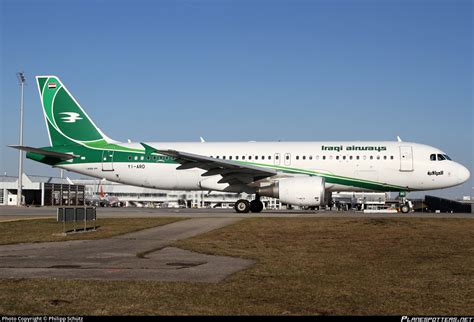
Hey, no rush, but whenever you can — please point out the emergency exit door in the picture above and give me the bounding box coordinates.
[399,146,413,172]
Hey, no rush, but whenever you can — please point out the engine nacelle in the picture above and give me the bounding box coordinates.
[258,176,325,206]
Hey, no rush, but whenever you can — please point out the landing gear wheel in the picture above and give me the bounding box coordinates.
[250,200,264,213]
[234,199,250,213]
[400,204,410,213]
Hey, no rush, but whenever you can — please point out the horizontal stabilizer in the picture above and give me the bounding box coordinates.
[8,145,78,160]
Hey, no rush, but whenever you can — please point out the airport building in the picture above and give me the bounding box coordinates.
[0,174,85,206]
[71,178,280,209]
[0,174,280,209]
[1,174,390,210]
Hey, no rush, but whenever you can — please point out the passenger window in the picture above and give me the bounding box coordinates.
[134,156,138,161]
[268,156,271,160]
[128,156,132,161]
[153,156,157,160]
[286,155,289,160]
[229,156,232,160]
[343,156,346,160]
[376,156,380,160]
[303,156,306,160]
[249,156,252,160]
[437,154,445,161]
[370,156,373,160]
[430,154,436,161]
[390,156,394,160]
[322,156,325,160]
[336,156,339,160]
[236,156,239,160]
[309,156,313,160]
[146,156,150,160]
[223,156,226,160]
[383,156,387,160]
[275,155,279,160]
[255,156,258,160]
[350,156,353,160]
[242,156,246,160]
[296,156,299,160]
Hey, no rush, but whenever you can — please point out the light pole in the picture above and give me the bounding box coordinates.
[16,71,25,206]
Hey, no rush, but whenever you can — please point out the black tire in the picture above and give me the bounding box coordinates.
[400,204,410,213]
[234,199,251,213]
[250,200,264,213]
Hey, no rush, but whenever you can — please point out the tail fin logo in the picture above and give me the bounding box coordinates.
[59,112,83,123]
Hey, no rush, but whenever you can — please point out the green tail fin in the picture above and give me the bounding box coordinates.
[36,76,113,147]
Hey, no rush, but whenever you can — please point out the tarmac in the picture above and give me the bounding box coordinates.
[0,206,472,220]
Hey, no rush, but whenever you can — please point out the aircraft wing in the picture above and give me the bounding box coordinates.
[8,145,78,160]
[141,143,277,185]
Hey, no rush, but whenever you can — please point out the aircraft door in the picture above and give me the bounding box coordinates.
[102,150,115,171]
[399,146,413,172]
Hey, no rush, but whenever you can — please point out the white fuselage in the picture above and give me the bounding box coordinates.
[61,141,470,193]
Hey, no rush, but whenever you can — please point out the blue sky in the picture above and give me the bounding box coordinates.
[0,0,472,198]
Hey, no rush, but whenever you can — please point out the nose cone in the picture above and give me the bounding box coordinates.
[458,164,470,184]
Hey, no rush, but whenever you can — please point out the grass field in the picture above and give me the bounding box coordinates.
[0,217,473,315]
[0,217,182,245]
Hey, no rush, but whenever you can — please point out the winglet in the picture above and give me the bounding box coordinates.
[397,136,402,142]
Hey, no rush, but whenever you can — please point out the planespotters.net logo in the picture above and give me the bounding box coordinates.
[402,317,474,322]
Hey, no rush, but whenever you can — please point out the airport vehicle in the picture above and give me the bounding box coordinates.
[10,76,470,213]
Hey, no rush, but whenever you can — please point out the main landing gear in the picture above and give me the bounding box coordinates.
[234,195,264,213]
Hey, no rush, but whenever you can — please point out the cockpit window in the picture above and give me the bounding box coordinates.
[437,154,446,161]
[443,154,452,160]
[430,154,436,161]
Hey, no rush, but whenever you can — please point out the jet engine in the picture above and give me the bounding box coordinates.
[257,176,326,206]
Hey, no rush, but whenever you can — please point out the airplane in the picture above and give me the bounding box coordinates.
[86,184,121,207]
[9,75,470,213]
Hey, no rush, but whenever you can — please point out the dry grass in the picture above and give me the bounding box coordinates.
[0,217,181,245]
[0,217,473,315]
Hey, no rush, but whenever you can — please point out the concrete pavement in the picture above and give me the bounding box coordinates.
[0,217,255,283]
